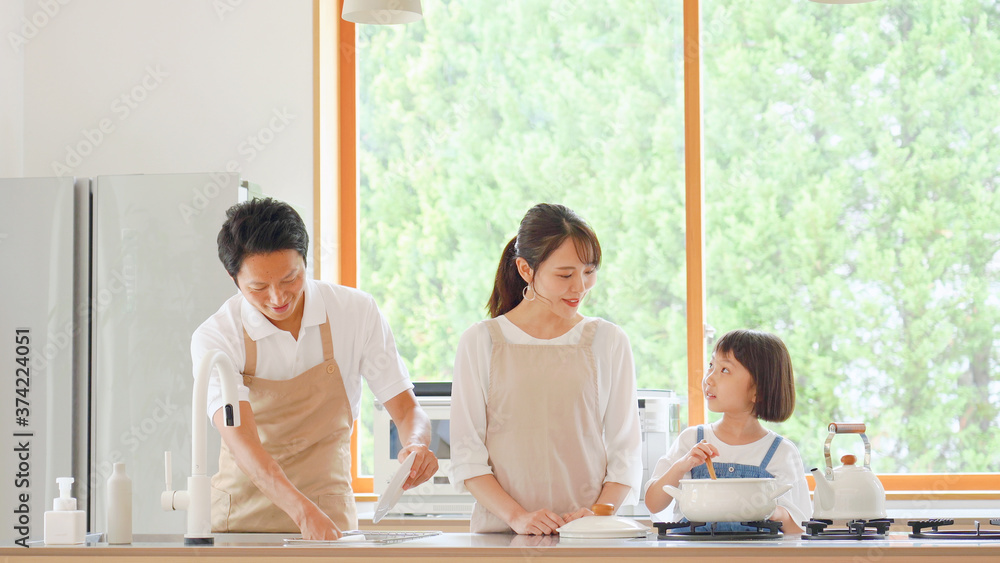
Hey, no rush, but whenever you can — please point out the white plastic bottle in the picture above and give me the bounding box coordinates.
[44,477,86,545]
[107,463,133,544]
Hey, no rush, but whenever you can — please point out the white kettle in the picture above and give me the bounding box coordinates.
[810,422,887,520]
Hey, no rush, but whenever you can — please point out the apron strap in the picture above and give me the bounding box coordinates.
[758,435,783,469]
[242,327,257,377]
[697,424,705,442]
[485,318,505,343]
[578,319,598,347]
[319,314,335,362]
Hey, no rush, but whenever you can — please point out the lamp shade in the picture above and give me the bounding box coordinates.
[342,0,422,25]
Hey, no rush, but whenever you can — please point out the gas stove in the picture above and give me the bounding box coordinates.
[908,519,1000,540]
[801,518,894,540]
[654,520,782,541]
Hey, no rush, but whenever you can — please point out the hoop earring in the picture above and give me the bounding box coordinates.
[522,284,536,302]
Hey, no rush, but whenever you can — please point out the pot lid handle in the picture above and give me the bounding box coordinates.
[591,504,614,516]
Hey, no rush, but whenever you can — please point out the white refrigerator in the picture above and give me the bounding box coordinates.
[1,173,242,544]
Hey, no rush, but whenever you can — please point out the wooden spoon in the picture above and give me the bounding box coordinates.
[700,439,718,479]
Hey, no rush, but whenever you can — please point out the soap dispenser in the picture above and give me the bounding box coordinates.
[44,477,86,545]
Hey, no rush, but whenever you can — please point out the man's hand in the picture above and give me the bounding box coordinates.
[295,503,343,540]
[398,443,439,490]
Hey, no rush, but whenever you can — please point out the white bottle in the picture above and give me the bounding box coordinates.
[44,477,86,545]
[107,463,133,544]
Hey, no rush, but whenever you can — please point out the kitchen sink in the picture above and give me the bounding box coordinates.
[132,533,294,546]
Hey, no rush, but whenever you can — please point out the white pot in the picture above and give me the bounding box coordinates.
[662,478,793,522]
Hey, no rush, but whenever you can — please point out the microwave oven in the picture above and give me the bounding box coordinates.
[373,383,473,516]
[373,384,681,517]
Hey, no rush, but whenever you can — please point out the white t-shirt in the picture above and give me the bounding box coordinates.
[449,316,643,505]
[644,424,812,525]
[191,278,413,422]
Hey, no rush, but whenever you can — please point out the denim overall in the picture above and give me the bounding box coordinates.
[682,425,783,532]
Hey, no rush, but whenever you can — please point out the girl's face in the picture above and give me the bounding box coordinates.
[518,238,598,320]
[703,351,757,415]
[235,249,306,330]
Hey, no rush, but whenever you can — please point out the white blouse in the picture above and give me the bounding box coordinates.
[449,316,643,505]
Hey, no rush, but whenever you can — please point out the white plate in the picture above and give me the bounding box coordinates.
[373,451,417,523]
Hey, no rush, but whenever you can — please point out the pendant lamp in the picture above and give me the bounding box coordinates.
[342,0,422,25]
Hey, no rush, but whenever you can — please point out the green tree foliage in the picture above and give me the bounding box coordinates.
[356,0,998,474]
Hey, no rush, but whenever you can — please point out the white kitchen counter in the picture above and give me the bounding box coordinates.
[4,531,1000,562]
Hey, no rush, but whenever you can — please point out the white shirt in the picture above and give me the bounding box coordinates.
[191,278,413,422]
[450,316,643,505]
[645,424,812,525]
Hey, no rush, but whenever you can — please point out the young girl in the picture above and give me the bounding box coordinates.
[644,329,810,533]
[449,203,642,535]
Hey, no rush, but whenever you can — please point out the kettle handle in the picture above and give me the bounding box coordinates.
[824,422,872,478]
[828,422,866,434]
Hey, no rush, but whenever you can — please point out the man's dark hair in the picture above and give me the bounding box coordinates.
[217,197,308,285]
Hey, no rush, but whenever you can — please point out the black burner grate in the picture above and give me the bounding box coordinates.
[654,520,782,541]
[908,519,1000,540]
[801,519,894,540]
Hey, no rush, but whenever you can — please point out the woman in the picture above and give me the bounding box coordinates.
[450,203,641,534]
[192,198,438,540]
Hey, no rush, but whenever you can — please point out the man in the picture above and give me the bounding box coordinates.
[192,197,437,539]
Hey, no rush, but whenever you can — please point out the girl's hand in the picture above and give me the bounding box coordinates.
[680,439,719,472]
[509,509,566,535]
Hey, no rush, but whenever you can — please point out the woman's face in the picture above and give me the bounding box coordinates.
[235,249,306,329]
[520,238,598,320]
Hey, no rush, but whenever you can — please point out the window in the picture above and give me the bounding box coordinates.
[336,0,999,487]
[353,0,686,476]
[703,0,1000,473]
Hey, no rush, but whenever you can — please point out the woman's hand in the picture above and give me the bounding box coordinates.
[509,508,566,535]
[295,503,342,540]
[398,443,439,490]
[560,507,594,523]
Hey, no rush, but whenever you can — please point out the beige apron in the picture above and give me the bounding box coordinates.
[211,315,358,533]
[471,318,607,533]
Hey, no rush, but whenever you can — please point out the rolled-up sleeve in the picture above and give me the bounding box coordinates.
[448,324,494,491]
[601,325,643,506]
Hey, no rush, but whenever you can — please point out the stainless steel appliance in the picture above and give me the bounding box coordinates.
[372,385,681,517]
[1,173,243,544]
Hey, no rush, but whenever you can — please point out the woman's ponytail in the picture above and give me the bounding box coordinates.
[487,237,525,318]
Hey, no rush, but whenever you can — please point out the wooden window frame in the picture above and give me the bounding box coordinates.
[320,0,998,496]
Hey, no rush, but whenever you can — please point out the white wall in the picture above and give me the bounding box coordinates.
[0,0,25,176]
[16,0,314,217]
